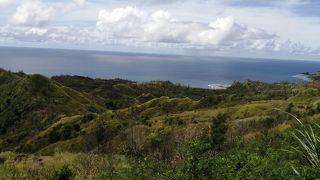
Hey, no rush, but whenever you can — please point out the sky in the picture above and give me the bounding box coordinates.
[0,0,320,59]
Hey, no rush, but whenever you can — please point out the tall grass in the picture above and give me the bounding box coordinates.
[275,108,320,175]
[291,123,320,168]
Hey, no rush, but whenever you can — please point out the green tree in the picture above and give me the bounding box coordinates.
[210,113,228,151]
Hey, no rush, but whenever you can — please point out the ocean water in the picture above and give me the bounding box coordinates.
[1,46,320,88]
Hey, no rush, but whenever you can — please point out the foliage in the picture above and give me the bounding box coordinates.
[1,68,320,179]
[286,115,320,178]
[209,113,228,150]
[51,165,74,180]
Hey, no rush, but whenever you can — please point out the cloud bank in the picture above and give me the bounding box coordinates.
[95,6,313,55]
[0,2,319,58]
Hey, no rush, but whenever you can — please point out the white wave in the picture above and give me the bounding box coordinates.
[292,74,311,82]
[208,83,231,90]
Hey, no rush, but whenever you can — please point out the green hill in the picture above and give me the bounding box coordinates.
[1,68,320,179]
[52,75,220,109]
[0,69,104,151]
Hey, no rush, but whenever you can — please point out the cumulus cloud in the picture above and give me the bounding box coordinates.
[97,7,145,25]
[0,4,317,58]
[96,7,280,51]
[10,0,54,27]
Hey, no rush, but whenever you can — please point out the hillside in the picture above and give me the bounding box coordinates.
[1,68,320,179]
[52,75,221,109]
[0,69,104,151]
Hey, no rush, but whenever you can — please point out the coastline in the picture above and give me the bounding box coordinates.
[292,74,312,82]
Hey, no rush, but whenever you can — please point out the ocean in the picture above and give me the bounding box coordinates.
[1,46,320,88]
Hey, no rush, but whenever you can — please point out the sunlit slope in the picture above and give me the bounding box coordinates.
[0,69,104,151]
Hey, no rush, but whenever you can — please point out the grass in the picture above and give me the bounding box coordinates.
[272,109,320,176]
[292,124,320,168]
[3,68,320,178]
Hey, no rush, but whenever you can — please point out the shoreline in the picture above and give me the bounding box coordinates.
[292,74,312,82]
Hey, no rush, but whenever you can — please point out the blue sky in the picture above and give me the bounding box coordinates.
[0,0,320,59]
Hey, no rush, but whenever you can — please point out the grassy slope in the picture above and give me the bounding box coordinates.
[0,69,104,151]
[52,75,222,109]
[19,74,320,155]
[2,69,320,178]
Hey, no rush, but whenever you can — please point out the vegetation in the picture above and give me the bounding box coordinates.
[1,68,320,179]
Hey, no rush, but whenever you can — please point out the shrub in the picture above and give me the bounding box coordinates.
[197,95,227,108]
[49,127,61,143]
[95,121,106,144]
[179,141,213,180]
[50,165,74,180]
[210,113,228,151]
[81,113,97,124]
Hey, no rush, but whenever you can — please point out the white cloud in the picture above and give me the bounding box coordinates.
[97,7,145,25]
[72,0,86,6]
[97,7,146,39]
[0,25,93,45]
[131,0,310,7]
[0,2,318,59]
[0,0,14,7]
[96,7,280,51]
[10,0,54,27]
[198,16,236,46]
[27,27,48,36]
[151,10,172,21]
[93,6,320,57]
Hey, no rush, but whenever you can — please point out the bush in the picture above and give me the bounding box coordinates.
[210,113,228,151]
[197,95,227,108]
[81,113,97,124]
[50,165,74,180]
[178,141,213,180]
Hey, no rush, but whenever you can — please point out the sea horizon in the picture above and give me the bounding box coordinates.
[1,46,319,89]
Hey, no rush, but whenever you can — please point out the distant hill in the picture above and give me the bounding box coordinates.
[52,75,220,109]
